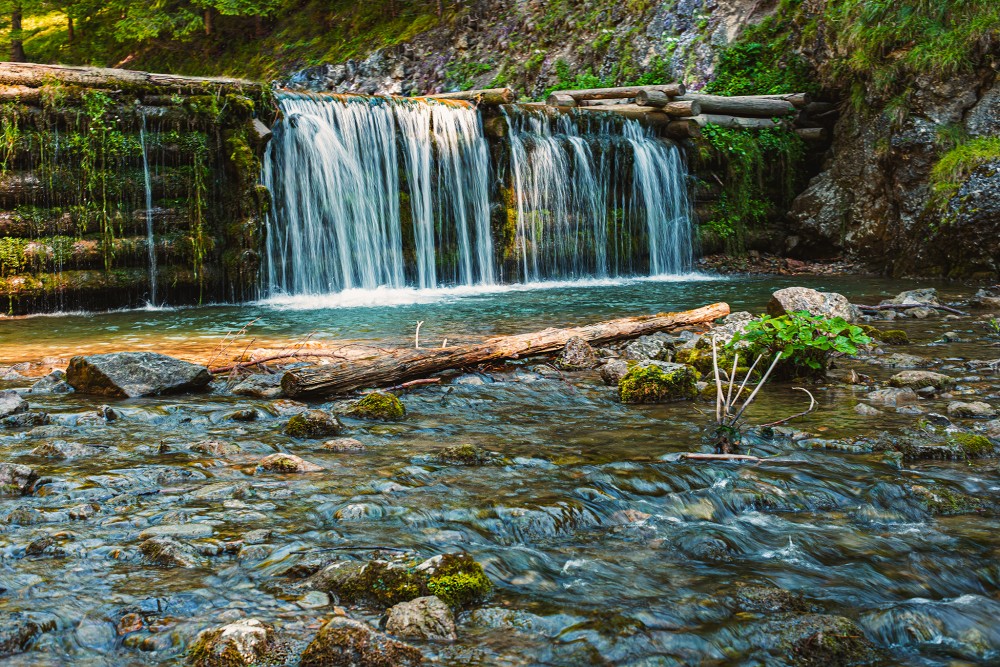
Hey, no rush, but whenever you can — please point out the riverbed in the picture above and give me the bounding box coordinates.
[0,275,998,666]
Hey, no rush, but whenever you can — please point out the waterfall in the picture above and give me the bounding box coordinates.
[263,94,496,295]
[503,108,693,281]
[139,114,158,305]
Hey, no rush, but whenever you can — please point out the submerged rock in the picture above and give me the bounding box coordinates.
[866,353,932,369]
[0,390,28,419]
[556,336,600,369]
[28,370,73,394]
[888,370,955,391]
[618,362,697,404]
[947,401,997,419]
[761,613,876,666]
[730,584,812,614]
[435,444,503,465]
[186,618,281,667]
[258,453,324,473]
[322,437,366,452]
[384,595,456,641]
[299,616,422,667]
[190,440,244,458]
[30,440,96,459]
[66,352,212,398]
[284,410,344,438]
[598,359,630,386]
[767,287,861,322]
[231,374,284,399]
[0,463,37,496]
[910,484,986,515]
[139,537,202,568]
[345,392,405,421]
[0,611,57,658]
[882,288,940,308]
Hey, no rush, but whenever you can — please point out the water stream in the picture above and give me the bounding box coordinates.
[0,276,997,665]
[139,114,158,307]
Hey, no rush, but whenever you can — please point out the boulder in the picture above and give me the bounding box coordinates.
[299,616,423,667]
[599,359,630,386]
[258,453,324,473]
[322,438,366,452]
[0,612,56,658]
[866,353,932,368]
[881,288,940,307]
[345,392,405,421]
[618,362,697,404]
[0,390,27,418]
[0,463,37,496]
[187,618,279,667]
[284,410,344,438]
[854,403,883,416]
[622,335,670,362]
[947,401,997,419]
[30,441,97,459]
[384,596,456,641]
[28,370,73,395]
[139,537,202,568]
[984,419,1000,439]
[758,613,876,665]
[971,288,1000,310]
[888,370,955,391]
[66,352,212,398]
[705,311,755,346]
[556,336,601,369]
[865,387,918,407]
[231,374,284,399]
[767,287,861,323]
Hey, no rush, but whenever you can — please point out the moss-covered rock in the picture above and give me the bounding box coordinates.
[435,444,505,466]
[420,553,493,609]
[284,410,344,438]
[186,618,283,667]
[618,362,698,404]
[762,613,877,666]
[345,392,405,421]
[947,432,995,458]
[859,325,910,345]
[910,484,986,515]
[299,616,422,667]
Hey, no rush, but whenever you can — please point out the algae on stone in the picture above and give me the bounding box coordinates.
[345,392,405,421]
[618,362,698,404]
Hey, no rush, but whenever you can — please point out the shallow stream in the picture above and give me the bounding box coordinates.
[0,275,998,666]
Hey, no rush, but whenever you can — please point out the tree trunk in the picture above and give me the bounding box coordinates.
[549,83,686,103]
[10,7,26,63]
[675,94,797,117]
[204,8,213,36]
[280,302,731,397]
[0,62,261,94]
[67,16,75,44]
[423,87,515,105]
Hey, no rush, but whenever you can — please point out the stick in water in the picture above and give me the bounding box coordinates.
[415,321,424,349]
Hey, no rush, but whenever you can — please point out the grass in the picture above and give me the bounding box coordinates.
[929,136,1000,208]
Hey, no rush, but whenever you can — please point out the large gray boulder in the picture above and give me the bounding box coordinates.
[889,370,955,391]
[0,390,27,418]
[28,370,73,395]
[555,336,600,370]
[66,352,212,398]
[767,287,861,323]
[384,596,457,641]
[231,374,284,399]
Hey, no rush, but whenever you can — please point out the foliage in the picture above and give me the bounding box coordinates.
[928,136,1000,210]
[730,310,870,377]
[698,125,806,252]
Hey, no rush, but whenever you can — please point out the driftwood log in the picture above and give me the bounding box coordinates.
[424,88,515,105]
[281,302,730,397]
[0,62,260,94]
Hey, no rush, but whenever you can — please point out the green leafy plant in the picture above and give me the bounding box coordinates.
[986,317,1000,336]
[729,310,871,377]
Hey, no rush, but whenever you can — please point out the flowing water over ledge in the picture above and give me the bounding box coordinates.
[0,276,998,665]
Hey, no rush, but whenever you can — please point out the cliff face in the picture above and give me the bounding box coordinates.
[286,0,1000,279]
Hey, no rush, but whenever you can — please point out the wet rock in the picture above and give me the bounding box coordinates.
[899,433,994,460]
[69,503,99,520]
[947,401,997,419]
[435,443,503,465]
[882,288,940,307]
[859,326,909,345]
[623,335,670,362]
[854,403,882,416]
[618,362,697,404]
[322,437,366,452]
[270,399,308,416]
[191,440,243,458]
[226,409,258,422]
[3,411,49,428]
[139,523,214,540]
[30,440,97,459]
[258,452,324,473]
[731,584,811,613]
[986,419,1000,438]
[66,352,212,398]
[284,409,344,438]
[345,392,405,421]
[299,616,423,667]
[910,484,986,515]
[0,390,28,418]
[866,353,932,369]
[139,537,202,568]
[761,613,876,666]
[0,611,57,658]
[384,595,456,641]
[25,535,59,556]
[888,370,955,391]
[297,590,330,609]
[231,374,284,399]
[25,424,74,439]
[767,287,861,323]
[865,387,918,407]
[242,529,272,544]
[187,618,280,667]
[0,463,37,496]
[556,336,600,369]
[705,312,755,346]
[28,370,73,394]
[904,307,936,319]
[599,359,630,386]
[116,613,143,635]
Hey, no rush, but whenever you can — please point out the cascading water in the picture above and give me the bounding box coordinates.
[139,113,158,305]
[263,94,495,295]
[502,108,693,282]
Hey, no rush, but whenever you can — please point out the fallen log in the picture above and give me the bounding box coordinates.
[547,93,577,107]
[0,62,261,94]
[794,127,830,142]
[572,104,671,126]
[673,114,785,130]
[548,83,686,103]
[633,92,701,117]
[281,302,730,397]
[757,93,811,108]
[424,88,515,105]
[675,94,796,117]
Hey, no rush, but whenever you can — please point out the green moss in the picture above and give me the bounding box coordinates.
[911,484,985,515]
[437,443,490,465]
[424,553,493,609]
[859,326,909,345]
[344,391,405,421]
[929,137,1000,211]
[284,410,344,438]
[947,433,995,459]
[619,363,698,404]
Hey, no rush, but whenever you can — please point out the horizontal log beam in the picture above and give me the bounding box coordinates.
[281,302,730,397]
[671,114,785,131]
[0,62,261,94]
[675,94,796,117]
[548,83,686,103]
[424,88,516,105]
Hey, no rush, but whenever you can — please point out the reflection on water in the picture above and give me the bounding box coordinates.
[0,274,997,665]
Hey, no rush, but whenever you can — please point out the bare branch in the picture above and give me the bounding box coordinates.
[756,387,817,428]
[712,335,723,424]
[731,351,783,423]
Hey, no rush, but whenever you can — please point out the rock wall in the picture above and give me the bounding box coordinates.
[0,64,273,314]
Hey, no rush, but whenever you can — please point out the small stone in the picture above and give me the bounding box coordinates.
[599,359,630,386]
[139,523,214,540]
[297,591,330,609]
[345,392,405,421]
[284,410,344,438]
[226,409,258,422]
[947,401,997,419]
[882,288,939,307]
[623,336,669,362]
[29,371,74,395]
[117,613,143,635]
[889,370,955,391]
[242,529,272,544]
[139,538,201,568]
[0,390,28,419]
[231,374,284,399]
[322,437,366,452]
[854,403,882,416]
[866,387,918,407]
[190,440,243,457]
[30,441,97,459]
[0,463,38,496]
[556,336,600,369]
[385,596,457,642]
[3,412,49,428]
[186,618,276,667]
[258,453,323,473]
[68,503,99,520]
